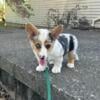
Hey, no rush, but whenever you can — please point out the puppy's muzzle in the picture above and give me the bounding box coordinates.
[39,55,47,66]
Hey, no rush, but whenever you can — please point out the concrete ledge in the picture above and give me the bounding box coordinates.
[0,68,45,100]
[0,53,75,100]
[0,28,100,100]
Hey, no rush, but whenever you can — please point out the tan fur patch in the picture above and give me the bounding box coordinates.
[25,23,39,39]
[44,40,53,51]
[51,25,63,39]
[67,52,75,64]
[31,40,41,55]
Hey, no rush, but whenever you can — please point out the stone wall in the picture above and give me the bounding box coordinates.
[0,68,45,100]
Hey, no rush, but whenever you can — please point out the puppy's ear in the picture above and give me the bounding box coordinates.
[25,23,38,39]
[50,25,63,40]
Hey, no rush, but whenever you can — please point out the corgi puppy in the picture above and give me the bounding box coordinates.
[25,23,79,73]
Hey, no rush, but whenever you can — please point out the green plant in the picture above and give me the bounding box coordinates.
[6,0,34,18]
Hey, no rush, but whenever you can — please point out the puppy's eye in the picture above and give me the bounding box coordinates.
[35,43,41,49]
[45,44,51,49]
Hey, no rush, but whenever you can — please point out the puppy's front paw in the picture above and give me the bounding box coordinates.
[52,67,61,73]
[36,65,46,72]
[67,63,74,68]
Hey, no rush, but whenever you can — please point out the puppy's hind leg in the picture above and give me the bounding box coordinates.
[74,52,79,61]
[67,51,75,68]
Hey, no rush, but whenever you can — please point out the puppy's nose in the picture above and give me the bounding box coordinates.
[40,56,45,60]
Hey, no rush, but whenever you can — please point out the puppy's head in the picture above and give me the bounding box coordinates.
[25,23,63,65]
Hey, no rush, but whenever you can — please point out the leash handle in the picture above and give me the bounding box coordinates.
[44,67,52,100]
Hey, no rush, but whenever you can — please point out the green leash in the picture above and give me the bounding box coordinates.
[44,67,52,100]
